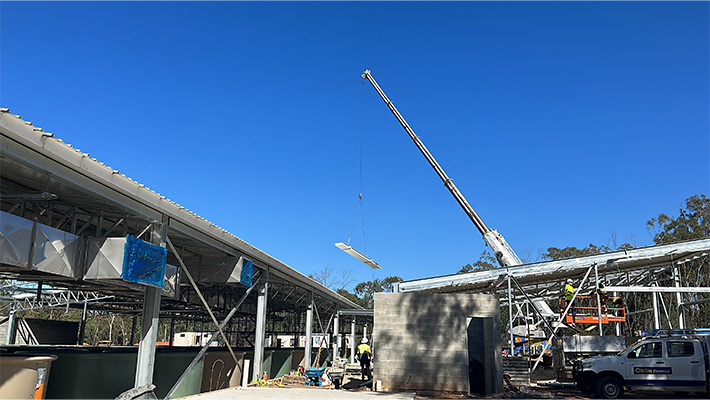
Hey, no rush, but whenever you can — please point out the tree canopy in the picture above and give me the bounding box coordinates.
[647,194,709,244]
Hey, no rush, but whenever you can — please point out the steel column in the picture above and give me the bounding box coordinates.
[653,283,660,330]
[673,266,685,328]
[595,265,603,336]
[78,300,88,345]
[253,276,268,381]
[350,318,356,364]
[305,291,314,368]
[333,309,340,359]
[134,218,167,388]
[614,291,622,336]
[507,274,514,355]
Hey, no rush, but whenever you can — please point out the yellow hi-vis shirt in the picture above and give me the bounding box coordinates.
[565,284,575,301]
[357,343,371,355]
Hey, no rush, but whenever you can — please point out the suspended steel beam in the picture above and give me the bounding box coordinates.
[334,242,382,269]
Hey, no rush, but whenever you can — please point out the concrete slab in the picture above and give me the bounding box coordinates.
[184,387,417,400]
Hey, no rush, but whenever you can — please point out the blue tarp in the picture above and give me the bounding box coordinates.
[121,235,167,288]
[239,258,253,287]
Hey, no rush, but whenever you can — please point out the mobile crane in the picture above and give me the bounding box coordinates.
[361,69,522,268]
[361,70,625,336]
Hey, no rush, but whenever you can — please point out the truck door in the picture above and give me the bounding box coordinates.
[625,341,670,387]
[665,340,706,388]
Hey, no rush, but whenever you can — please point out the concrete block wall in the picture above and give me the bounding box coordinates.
[373,292,501,393]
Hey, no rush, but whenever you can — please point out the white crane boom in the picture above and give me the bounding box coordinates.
[361,69,522,268]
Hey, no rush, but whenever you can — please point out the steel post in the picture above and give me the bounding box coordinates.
[305,291,314,368]
[134,218,167,388]
[507,274,514,355]
[595,265,603,336]
[653,283,660,330]
[350,318,356,364]
[674,266,685,328]
[78,300,88,345]
[333,310,340,359]
[253,277,268,381]
[614,291,621,336]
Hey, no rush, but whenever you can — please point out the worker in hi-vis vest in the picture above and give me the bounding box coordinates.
[564,278,576,319]
[356,337,372,381]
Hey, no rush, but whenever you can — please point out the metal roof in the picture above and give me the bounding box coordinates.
[0,108,362,311]
[398,237,710,294]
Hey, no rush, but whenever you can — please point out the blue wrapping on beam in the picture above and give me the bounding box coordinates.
[239,258,253,287]
[121,235,167,288]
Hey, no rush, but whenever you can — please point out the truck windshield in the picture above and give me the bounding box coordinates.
[617,339,643,356]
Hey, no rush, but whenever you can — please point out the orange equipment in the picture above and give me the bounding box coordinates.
[559,295,626,324]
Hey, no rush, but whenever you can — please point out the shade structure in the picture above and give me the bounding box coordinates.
[334,242,381,269]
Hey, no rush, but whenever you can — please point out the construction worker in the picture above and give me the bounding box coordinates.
[611,295,623,316]
[356,337,372,381]
[594,282,609,315]
[564,279,576,319]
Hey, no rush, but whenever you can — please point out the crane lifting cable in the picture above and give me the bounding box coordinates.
[335,79,383,270]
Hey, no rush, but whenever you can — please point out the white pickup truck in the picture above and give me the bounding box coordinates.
[573,334,710,398]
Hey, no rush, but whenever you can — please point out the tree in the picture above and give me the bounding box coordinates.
[644,194,710,329]
[647,194,710,244]
[458,250,497,273]
[309,265,355,292]
[336,288,369,309]
[542,244,611,260]
[349,276,403,309]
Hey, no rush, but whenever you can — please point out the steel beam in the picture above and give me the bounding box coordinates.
[604,286,710,293]
[338,309,374,317]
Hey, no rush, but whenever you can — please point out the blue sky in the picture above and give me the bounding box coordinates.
[1,1,708,289]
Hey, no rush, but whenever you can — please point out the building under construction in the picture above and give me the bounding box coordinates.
[0,109,371,398]
[2,95,709,399]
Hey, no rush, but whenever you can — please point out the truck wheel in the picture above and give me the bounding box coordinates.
[595,376,623,399]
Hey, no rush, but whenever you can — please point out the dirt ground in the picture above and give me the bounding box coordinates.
[246,372,700,399]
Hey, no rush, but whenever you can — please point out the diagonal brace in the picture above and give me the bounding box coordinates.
[166,237,238,365]
[164,275,261,400]
[531,264,595,374]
